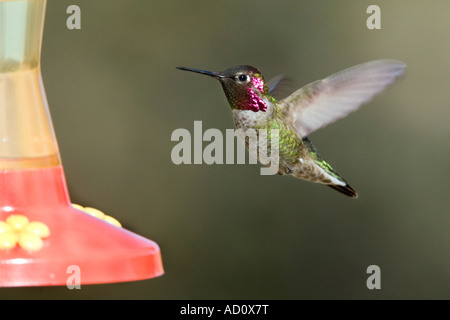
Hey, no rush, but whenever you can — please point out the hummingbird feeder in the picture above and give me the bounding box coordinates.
[0,0,163,287]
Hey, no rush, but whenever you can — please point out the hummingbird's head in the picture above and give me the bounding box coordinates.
[177,65,269,112]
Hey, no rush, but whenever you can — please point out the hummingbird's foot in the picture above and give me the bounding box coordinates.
[285,166,293,174]
[277,166,293,175]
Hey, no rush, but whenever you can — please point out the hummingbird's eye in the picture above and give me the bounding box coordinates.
[236,74,250,83]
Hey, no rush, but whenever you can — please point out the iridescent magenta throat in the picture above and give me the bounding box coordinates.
[252,76,264,93]
[242,87,267,112]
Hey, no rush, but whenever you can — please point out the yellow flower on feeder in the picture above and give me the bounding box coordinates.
[0,214,50,251]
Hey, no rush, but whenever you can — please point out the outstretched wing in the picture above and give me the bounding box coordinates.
[280,60,406,138]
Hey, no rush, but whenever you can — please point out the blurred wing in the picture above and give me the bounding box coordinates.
[267,74,294,100]
[280,60,406,138]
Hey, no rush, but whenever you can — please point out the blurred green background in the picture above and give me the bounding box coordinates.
[2,0,450,299]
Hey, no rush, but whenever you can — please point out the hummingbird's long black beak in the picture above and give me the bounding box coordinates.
[176,66,223,79]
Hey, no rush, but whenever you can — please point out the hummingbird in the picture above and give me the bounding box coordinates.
[177,60,406,198]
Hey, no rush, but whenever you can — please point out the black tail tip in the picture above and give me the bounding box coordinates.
[328,184,358,198]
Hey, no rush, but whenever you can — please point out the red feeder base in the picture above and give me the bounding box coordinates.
[0,166,163,287]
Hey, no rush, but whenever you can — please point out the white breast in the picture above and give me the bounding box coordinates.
[232,99,276,130]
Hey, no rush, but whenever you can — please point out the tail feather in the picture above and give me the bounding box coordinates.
[328,183,358,198]
[301,137,358,198]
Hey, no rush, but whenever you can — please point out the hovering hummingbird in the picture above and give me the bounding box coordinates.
[177,60,406,198]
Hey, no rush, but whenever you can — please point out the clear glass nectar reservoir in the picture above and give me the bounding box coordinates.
[0,0,60,169]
